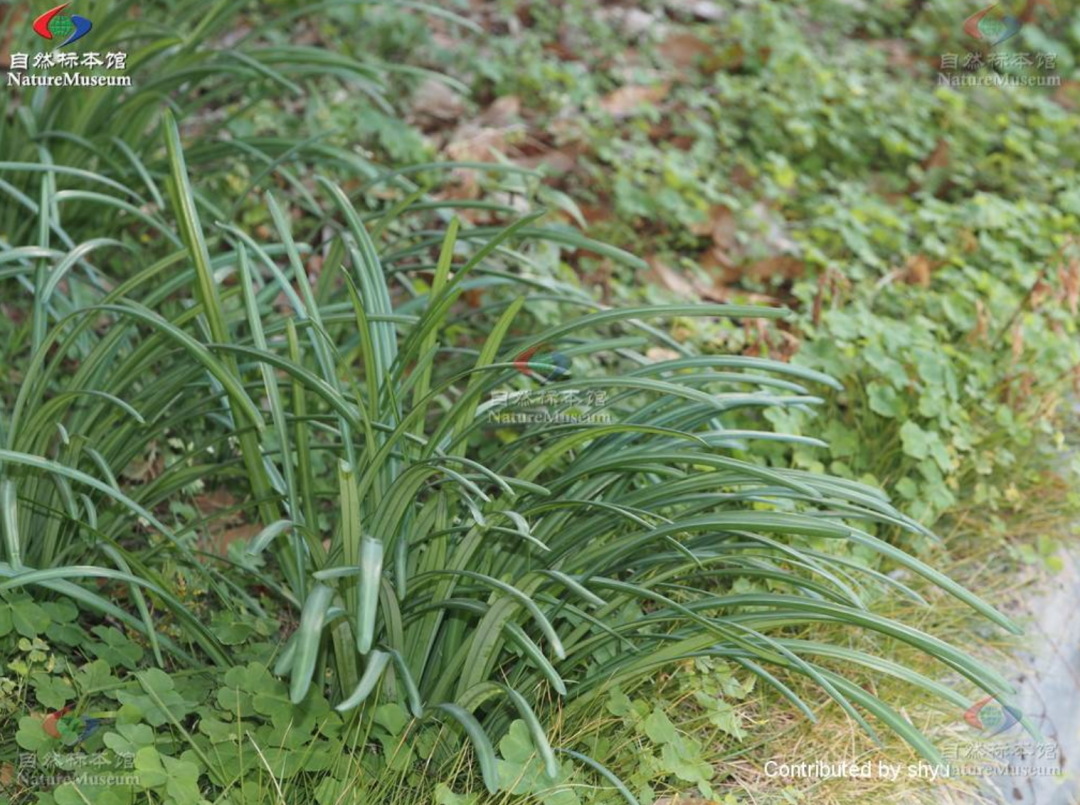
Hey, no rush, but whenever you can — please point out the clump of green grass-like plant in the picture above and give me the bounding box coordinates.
[0,111,1028,800]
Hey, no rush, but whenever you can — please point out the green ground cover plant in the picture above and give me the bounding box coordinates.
[2,1,1078,803]
[0,108,1034,804]
[432,0,1080,530]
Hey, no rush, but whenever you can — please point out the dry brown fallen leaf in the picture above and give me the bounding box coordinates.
[1012,320,1026,361]
[214,523,261,555]
[599,83,670,117]
[600,6,661,38]
[445,126,520,163]
[970,299,990,344]
[924,138,950,171]
[646,256,697,299]
[664,0,726,21]
[690,204,738,253]
[193,488,267,556]
[477,95,521,128]
[1059,253,1080,315]
[699,248,739,285]
[903,254,933,287]
[656,31,714,70]
[744,255,805,283]
[409,77,468,129]
[194,487,238,518]
[646,347,682,363]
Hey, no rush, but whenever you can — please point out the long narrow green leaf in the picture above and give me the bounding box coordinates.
[435,703,500,794]
[291,584,334,703]
[357,538,383,654]
[336,650,390,713]
[0,481,20,569]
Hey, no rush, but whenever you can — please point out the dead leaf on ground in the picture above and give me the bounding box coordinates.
[700,247,739,284]
[1012,320,1026,361]
[194,488,259,556]
[646,256,696,299]
[600,6,661,38]
[648,255,747,303]
[664,0,727,22]
[512,148,578,173]
[477,95,521,128]
[970,299,989,344]
[730,164,755,189]
[689,204,738,252]
[903,254,933,287]
[656,31,714,70]
[410,77,468,129]
[1059,254,1079,315]
[578,204,615,227]
[511,130,584,173]
[445,126,520,162]
[923,138,951,171]
[646,347,681,362]
[1029,277,1053,310]
[432,176,481,205]
[197,522,262,558]
[599,83,670,117]
[744,255,805,283]
[194,487,238,518]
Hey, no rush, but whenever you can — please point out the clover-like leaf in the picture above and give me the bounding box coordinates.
[134,746,169,788]
[104,722,155,757]
[89,626,143,670]
[74,659,118,696]
[31,672,74,710]
[11,597,51,637]
[197,716,236,744]
[210,612,257,646]
[116,669,192,727]
[15,715,51,751]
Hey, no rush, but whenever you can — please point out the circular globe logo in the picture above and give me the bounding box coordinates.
[513,347,571,382]
[47,14,75,41]
[978,703,1006,731]
[32,3,93,48]
[963,696,1023,737]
